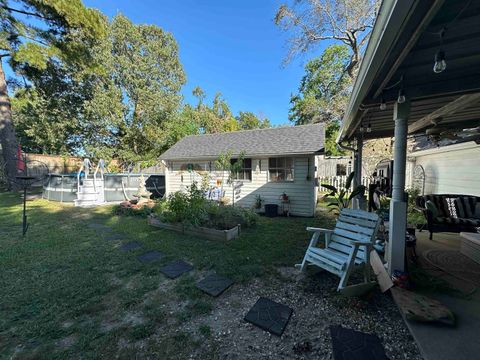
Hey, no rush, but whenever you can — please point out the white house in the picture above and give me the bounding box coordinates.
[407,140,480,196]
[160,124,325,217]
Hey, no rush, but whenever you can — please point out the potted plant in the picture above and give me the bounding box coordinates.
[321,172,366,216]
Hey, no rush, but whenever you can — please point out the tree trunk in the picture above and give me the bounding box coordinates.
[0,59,19,190]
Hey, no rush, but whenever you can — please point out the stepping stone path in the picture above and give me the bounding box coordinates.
[137,251,165,263]
[160,260,193,279]
[329,325,388,360]
[105,233,127,241]
[244,297,293,336]
[196,274,234,297]
[120,241,143,252]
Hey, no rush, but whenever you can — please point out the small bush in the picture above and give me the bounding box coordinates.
[112,204,152,218]
[152,182,258,230]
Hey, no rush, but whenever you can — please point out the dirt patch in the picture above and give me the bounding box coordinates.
[177,267,421,360]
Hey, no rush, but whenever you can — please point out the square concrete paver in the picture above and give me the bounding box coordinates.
[330,325,388,360]
[119,241,143,252]
[160,260,193,279]
[244,297,293,336]
[137,251,165,263]
[196,274,234,297]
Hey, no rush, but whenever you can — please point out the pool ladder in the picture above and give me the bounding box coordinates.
[74,160,105,207]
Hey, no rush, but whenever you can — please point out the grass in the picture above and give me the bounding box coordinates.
[0,192,335,359]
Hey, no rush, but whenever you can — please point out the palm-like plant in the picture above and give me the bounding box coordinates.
[321,172,366,215]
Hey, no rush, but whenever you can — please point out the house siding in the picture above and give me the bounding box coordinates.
[165,155,317,217]
[408,142,480,196]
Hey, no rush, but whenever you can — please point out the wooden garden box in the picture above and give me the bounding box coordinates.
[148,215,240,241]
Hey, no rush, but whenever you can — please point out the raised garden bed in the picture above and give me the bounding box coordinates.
[148,215,240,241]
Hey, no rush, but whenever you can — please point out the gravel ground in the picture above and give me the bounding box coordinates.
[183,267,423,360]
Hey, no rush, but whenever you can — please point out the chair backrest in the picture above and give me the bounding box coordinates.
[328,208,380,262]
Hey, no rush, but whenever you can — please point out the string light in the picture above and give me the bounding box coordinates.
[433,27,447,74]
[433,50,447,73]
[366,122,372,133]
[397,89,406,104]
[379,96,387,110]
[359,123,365,133]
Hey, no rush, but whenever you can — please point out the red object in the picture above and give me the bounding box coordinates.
[16,146,25,173]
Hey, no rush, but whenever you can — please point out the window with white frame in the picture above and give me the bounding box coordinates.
[230,158,252,181]
[268,157,294,182]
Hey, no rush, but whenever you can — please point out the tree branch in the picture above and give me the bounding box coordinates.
[0,5,51,20]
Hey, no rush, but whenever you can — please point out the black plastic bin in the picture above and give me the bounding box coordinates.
[264,204,279,217]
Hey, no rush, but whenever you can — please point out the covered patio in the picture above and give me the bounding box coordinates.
[337,0,480,359]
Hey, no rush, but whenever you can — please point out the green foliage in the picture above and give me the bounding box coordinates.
[84,14,186,163]
[236,111,270,130]
[205,204,258,230]
[156,182,208,227]
[2,0,107,69]
[153,182,258,230]
[215,150,245,184]
[289,45,352,156]
[289,45,352,126]
[324,121,345,156]
[406,187,425,225]
[322,172,366,215]
[112,204,153,218]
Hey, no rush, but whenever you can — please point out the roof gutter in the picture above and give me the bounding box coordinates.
[337,0,417,144]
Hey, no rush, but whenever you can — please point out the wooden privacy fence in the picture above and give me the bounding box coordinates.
[318,176,372,194]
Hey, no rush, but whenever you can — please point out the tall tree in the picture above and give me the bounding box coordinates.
[289,44,351,126]
[236,111,270,130]
[181,87,238,134]
[289,45,352,156]
[0,0,105,188]
[275,0,377,77]
[84,14,186,164]
[12,58,97,154]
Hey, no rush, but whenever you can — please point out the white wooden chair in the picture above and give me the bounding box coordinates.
[296,208,381,295]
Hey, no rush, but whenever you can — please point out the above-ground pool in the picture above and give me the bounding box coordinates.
[43,173,165,203]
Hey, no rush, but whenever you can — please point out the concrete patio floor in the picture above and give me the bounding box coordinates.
[405,230,480,360]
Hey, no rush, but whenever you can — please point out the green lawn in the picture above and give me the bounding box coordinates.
[0,192,334,359]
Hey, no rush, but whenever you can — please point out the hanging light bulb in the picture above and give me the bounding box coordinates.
[367,122,372,133]
[397,89,406,104]
[379,97,387,110]
[433,50,447,73]
[359,123,364,133]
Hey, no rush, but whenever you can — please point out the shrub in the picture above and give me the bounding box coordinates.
[205,204,258,230]
[112,204,152,217]
[152,182,258,230]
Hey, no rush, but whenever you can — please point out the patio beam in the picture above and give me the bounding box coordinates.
[408,93,480,133]
[387,100,411,275]
[373,0,446,100]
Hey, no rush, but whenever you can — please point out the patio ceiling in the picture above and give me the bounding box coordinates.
[339,0,480,142]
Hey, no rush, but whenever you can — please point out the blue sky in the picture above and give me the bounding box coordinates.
[80,0,324,125]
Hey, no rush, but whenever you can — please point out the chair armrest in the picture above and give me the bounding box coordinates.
[306,227,333,233]
[306,227,333,248]
[352,241,373,247]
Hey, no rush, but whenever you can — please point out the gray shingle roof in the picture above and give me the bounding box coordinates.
[160,123,325,160]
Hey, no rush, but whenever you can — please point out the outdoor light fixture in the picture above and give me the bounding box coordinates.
[359,123,364,133]
[433,50,447,73]
[379,97,387,110]
[366,122,372,133]
[397,89,406,104]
